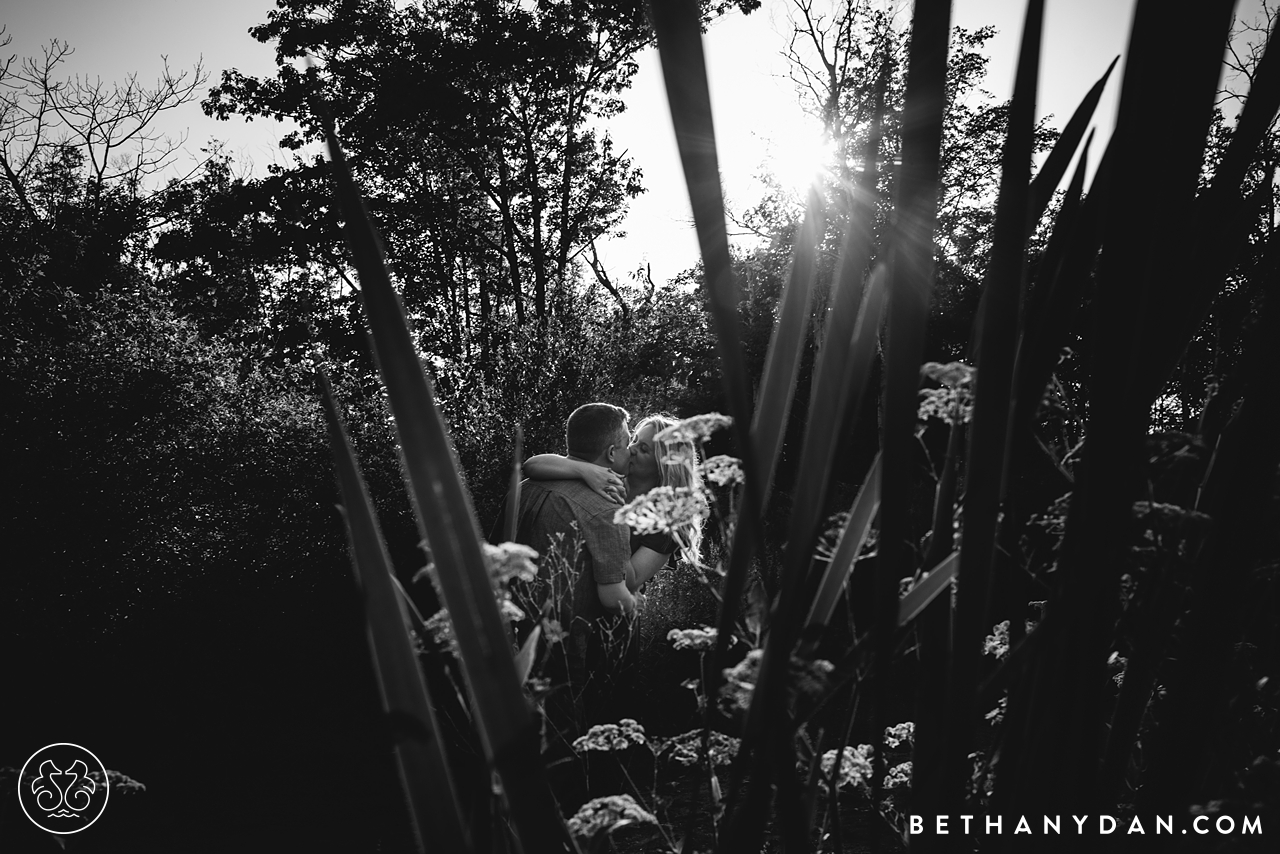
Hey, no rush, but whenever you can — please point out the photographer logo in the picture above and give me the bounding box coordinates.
[18,743,110,834]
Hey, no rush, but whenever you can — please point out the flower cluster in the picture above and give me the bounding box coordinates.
[484,542,539,584]
[656,413,734,444]
[573,719,647,753]
[566,794,659,843]
[701,455,744,487]
[984,620,1010,659]
[918,361,976,425]
[821,744,875,790]
[614,486,710,536]
[720,649,833,711]
[721,649,764,711]
[425,609,457,655]
[658,729,742,768]
[668,626,718,652]
[884,761,912,789]
[884,721,915,749]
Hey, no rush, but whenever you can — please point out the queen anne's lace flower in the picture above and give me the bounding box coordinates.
[720,650,833,711]
[499,598,525,623]
[822,744,875,789]
[721,649,763,711]
[573,719,647,753]
[884,761,913,789]
[668,626,718,652]
[425,609,458,654]
[922,361,975,388]
[701,455,744,487]
[655,413,734,444]
[614,486,710,536]
[884,721,915,749]
[484,542,539,583]
[566,795,659,842]
[918,361,976,424]
[984,620,1010,659]
[659,729,741,767]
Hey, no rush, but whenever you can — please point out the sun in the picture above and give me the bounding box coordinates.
[761,119,839,198]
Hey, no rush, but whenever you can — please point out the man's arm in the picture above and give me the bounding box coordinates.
[597,580,637,616]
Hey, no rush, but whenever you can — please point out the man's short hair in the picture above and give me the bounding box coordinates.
[566,403,630,461]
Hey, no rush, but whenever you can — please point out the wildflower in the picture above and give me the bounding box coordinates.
[484,542,539,584]
[884,761,913,790]
[573,719,647,753]
[721,649,763,711]
[614,486,710,536]
[918,362,975,425]
[668,626,718,652]
[793,657,835,701]
[566,795,659,843]
[499,597,525,623]
[985,695,1007,724]
[983,620,1010,659]
[883,721,915,749]
[821,744,875,790]
[921,361,975,388]
[701,455,744,487]
[425,609,458,655]
[655,413,734,444]
[720,649,833,711]
[658,729,741,768]
[660,445,697,467]
[815,511,850,561]
[542,619,565,645]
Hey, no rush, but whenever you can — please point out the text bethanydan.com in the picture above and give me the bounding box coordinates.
[909,814,1263,837]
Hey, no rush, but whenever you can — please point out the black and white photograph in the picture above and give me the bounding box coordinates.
[2,0,1277,851]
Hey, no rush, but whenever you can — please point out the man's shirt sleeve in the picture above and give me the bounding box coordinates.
[583,506,631,586]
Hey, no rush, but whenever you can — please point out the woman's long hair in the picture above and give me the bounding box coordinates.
[633,414,704,568]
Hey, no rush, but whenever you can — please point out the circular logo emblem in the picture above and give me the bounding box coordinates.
[17,743,110,834]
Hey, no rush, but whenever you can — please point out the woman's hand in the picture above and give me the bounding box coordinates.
[582,464,626,504]
[524,453,626,503]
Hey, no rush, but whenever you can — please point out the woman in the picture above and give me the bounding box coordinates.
[523,414,704,582]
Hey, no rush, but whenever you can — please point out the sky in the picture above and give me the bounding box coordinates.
[4,0,1254,285]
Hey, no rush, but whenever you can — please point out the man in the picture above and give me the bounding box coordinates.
[498,403,639,724]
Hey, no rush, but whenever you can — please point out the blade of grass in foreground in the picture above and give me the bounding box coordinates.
[324,135,576,854]
[804,451,882,630]
[944,0,1043,814]
[1025,56,1116,227]
[750,185,824,509]
[874,0,952,840]
[319,371,469,854]
[647,4,770,831]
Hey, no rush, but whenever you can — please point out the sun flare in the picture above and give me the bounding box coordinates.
[761,121,839,197]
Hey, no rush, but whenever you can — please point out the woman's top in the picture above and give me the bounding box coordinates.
[631,531,676,567]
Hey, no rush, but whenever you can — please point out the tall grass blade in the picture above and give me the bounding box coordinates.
[873,2,953,846]
[1011,132,1102,436]
[750,187,825,507]
[941,0,1043,812]
[805,452,882,630]
[647,5,777,832]
[1025,57,1116,226]
[319,371,469,854]
[1136,234,1280,812]
[1135,14,1280,402]
[323,134,576,853]
[897,552,959,627]
[721,134,890,853]
[1006,0,1238,813]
